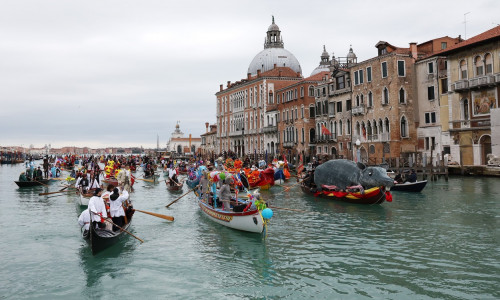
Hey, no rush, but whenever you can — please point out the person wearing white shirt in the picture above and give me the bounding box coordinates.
[109,188,130,231]
[78,208,91,234]
[88,188,107,229]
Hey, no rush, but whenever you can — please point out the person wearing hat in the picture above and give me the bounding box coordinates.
[88,188,107,229]
[109,187,130,231]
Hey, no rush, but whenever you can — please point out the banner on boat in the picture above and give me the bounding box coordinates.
[200,205,233,222]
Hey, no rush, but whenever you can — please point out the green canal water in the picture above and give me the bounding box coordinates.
[0,163,498,299]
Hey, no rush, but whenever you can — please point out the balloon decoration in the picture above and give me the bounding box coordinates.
[261,208,273,219]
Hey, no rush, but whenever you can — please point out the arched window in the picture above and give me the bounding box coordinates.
[356,122,361,136]
[300,87,304,97]
[339,120,343,136]
[400,116,408,138]
[347,119,351,135]
[383,87,389,104]
[360,94,364,105]
[356,95,360,106]
[384,118,390,133]
[399,88,405,103]
[460,59,468,79]
[367,121,372,138]
[485,53,493,74]
[369,145,375,154]
[474,56,484,76]
[308,86,314,96]
[368,91,373,107]
[379,119,383,133]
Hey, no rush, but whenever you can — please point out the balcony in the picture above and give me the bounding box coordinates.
[469,75,496,88]
[263,125,278,133]
[449,117,491,132]
[453,80,469,92]
[229,130,244,137]
[495,73,500,83]
[368,134,378,141]
[380,132,390,142]
[352,106,365,115]
[315,135,336,142]
[283,141,296,148]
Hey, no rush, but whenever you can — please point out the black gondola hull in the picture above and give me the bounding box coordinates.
[390,180,427,192]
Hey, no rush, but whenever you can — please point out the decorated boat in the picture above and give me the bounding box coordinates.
[84,210,134,255]
[391,180,427,192]
[14,179,51,188]
[300,182,391,205]
[194,190,271,233]
[102,177,135,187]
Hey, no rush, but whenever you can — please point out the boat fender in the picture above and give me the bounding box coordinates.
[253,217,258,225]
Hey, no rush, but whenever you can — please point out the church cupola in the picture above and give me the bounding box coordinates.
[264,16,284,49]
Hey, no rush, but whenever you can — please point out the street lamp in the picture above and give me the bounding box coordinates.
[355,139,361,163]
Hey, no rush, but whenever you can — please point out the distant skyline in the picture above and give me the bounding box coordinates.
[1,0,499,148]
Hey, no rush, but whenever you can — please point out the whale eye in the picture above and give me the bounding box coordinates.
[368,171,373,176]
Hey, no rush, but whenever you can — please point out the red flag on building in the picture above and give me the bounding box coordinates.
[321,124,331,135]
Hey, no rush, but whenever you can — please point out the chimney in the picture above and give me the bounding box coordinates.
[189,134,192,149]
[205,122,209,133]
[278,70,282,77]
[247,73,251,80]
[220,84,223,91]
[257,69,261,77]
[227,81,231,88]
[274,63,277,69]
[409,42,417,59]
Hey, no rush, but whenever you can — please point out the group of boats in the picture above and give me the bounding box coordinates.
[13,156,428,255]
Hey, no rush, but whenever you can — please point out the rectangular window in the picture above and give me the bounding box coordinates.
[428,62,434,74]
[337,76,345,89]
[359,69,364,84]
[367,66,372,82]
[381,62,388,78]
[431,137,435,150]
[441,78,448,93]
[441,42,447,50]
[346,99,352,111]
[354,71,359,85]
[301,107,304,118]
[336,102,342,113]
[398,60,405,77]
[277,94,280,104]
[339,143,343,151]
[425,113,430,124]
[431,112,436,123]
[302,128,304,143]
[329,102,335,116]
[427,86,435,100]
[309,106,315,118]
[486,63,493,74]
[425,137,430,150]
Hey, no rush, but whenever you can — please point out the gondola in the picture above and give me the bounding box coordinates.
[390,180,427,192]
[166,179,184,191]
[84,211,134,255]
[300,182,390,205]
[14,179,50,187]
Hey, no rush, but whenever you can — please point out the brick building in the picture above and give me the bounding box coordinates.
[200,122,217,158]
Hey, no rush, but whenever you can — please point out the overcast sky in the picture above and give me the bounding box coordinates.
[1,0,498,148]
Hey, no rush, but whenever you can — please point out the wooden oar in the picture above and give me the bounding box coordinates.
[165,189,194,208]
[103,218,144,243]
[137,178,154,183]
[34,180,49,187]
[133,209,174,221]
[39,189,72,196]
